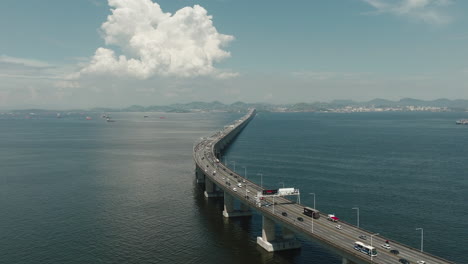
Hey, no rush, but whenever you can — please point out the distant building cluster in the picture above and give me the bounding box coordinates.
[270,105,451,113]
[325,105,449,113]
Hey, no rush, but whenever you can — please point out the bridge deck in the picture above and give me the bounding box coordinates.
[193,109,454,264]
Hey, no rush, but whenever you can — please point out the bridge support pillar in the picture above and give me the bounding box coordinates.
[195,167,205,184]
[281,226,296,240]
[240,202,250,212]
[222,192,252,218]
[204,178,223,198]
[257,216,301,252]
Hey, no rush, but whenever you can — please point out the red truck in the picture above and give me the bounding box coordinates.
[327,214,339,222]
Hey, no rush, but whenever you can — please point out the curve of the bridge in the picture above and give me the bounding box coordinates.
[193,109,453,264]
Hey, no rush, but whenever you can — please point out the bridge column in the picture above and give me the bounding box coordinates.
[281,226,296,240]
[257,216,301,252]
[195,167,205,184]
[222,192,252,218]
[222,193,235,217]
[240,202,251,213]
[204,178,223,198]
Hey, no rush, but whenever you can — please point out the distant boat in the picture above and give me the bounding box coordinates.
[56,113,62,118]
[144,115,149,118]
[456,119,468,125]
[86,116,92,120]
[106,117,115,122]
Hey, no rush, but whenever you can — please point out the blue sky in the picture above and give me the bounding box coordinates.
[1,0,467,109]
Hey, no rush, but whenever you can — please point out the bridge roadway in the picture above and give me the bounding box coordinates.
[193,109,453,264]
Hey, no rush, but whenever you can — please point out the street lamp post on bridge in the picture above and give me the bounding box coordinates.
[278,181,284,188]
[370,233,379,262]
[416,228,423,252]
[257,173,263,188]
[309,193,315,233]
[352,207,359,228]
[309,193,316,209]
[242,166,247,179]
[272,196,275,214]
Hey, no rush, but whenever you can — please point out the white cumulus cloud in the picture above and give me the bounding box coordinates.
[80,0,235,79]
[362,0,453,24]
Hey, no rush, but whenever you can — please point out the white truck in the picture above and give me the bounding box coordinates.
[277,188,295,196]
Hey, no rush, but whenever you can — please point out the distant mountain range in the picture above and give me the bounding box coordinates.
[116,98,468,112]
[6,98,468,113]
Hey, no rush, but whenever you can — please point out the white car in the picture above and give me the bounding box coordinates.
[233,188,237,192]
[335,225,342,230]
[381,244,391,249]
[417,261,426,264]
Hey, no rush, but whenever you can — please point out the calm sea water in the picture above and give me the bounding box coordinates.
[0,111,467,264]
[224,111,468,264]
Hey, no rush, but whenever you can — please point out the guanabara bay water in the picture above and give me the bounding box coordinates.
[1,111,467,264]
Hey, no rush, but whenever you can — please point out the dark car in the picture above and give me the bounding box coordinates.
[359,235,367,240]
[390,249,400,255]
[297,217,304,222]
[399,258,410,264]
[281,212,288,217]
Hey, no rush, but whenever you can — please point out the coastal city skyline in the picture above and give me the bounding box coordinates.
[1,0,468,109]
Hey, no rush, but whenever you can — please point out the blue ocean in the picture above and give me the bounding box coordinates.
[0,111,466,264]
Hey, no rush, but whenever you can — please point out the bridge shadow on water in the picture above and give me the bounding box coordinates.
[192,179,341,264]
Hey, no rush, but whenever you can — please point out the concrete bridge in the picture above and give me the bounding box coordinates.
[193,109,454,264]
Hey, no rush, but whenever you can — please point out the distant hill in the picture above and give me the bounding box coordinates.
[144,98,468,112]
[330,99,357,106]
[364,98,394,106]
[5,98,468,113]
